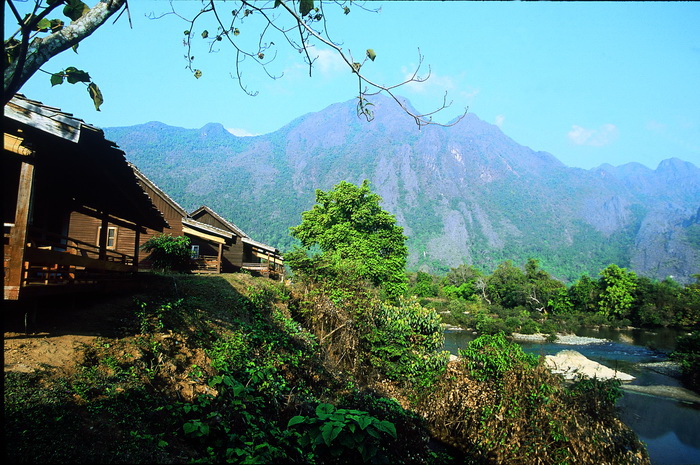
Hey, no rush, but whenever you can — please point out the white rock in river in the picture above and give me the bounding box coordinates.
[545,350,635,382]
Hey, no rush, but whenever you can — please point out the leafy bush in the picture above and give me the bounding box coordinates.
[672,330,700,391]
[567,377,622,418]
[459,333,539,383]
[141,234,193,272]
[288,403,397,463]
[475,314,510,335]
[367,298,450,386]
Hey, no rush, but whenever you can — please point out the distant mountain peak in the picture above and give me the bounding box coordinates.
[103,97,700,284]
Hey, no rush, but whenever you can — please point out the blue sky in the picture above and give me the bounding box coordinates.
[7,1,700,169]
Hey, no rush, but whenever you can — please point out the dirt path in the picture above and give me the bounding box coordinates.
[3,294,136,375]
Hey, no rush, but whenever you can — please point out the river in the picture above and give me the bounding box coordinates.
[443,327,700,465]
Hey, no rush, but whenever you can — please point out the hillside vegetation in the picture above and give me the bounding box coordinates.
[5,272,649,464]
[105,96,700,284]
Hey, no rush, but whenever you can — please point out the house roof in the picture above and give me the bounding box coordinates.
[131,168,236,244]
[190,205,281,256]
[242,236,282,256]
[182,217,233,244]
[190,205,248,238]
[4,94,167,231]
[130,163,189,218]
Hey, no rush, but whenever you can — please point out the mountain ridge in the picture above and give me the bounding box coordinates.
[104,96,700,283]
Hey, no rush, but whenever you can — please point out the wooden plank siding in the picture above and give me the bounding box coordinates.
[190,205,283,277]
[4,95,167,300]
[189,208,243,272]
[129,166,233,272]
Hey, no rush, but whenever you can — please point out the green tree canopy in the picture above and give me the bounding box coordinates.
[598,264,637,320]
[288,180,408,299]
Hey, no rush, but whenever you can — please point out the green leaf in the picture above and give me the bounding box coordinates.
[201,30,209,39]
[299,0,314,17]
[366,49,377,62]
[352,62,361,73]
[63,0,90,22]
[50,19,65,32]
[64,66,90,84]
[71,43,79,53]
[343,6,350,15]
[321,423,342,446]
[35,18,52,32]
[184,30,190,35]
[194,69,202,79]
[50,73,64,86]
[183,422,197,434]
[377,420,397,438]
[88,82,103,111]
[316,403,335,416]
[357,416,372,430]
[233,28,240,36]
[287,416,306,427]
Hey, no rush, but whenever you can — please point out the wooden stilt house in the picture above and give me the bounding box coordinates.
[189,206,284,278]
[3,95,167,301]
[128,166,234,273]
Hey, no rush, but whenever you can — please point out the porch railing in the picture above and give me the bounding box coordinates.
[4,224,136,297]
[192,255,220,273]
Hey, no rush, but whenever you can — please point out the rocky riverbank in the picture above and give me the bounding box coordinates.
[511,332,610,345]
[544,349,636,381]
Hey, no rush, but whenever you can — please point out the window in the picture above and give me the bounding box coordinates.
[191,244,200,259]
[97,226,117,250]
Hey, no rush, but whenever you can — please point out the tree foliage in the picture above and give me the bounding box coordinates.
[425,258,698,335]
[597,264,637,320]
[288,180,408,300]
[141,233,193,273]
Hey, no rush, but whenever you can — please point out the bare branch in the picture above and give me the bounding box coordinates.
[273,1,467,128]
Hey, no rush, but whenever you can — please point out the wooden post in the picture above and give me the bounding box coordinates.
[6,160,35,300]
[98,215,108,260]
[217,243,223,273]
[133,228,140,271]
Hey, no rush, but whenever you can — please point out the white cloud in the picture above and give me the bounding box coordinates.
[283,45,346,79]
[495,115,505,128]
[313,48,346,75]
[401,66,457,94]
[645,120,667,132]
[567,123,618,146]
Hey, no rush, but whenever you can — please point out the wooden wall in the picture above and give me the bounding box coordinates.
[191,210,243,271]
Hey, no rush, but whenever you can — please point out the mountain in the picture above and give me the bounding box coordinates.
[104,96,700,283]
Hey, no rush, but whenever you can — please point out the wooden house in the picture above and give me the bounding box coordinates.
[190,206,284,277]
[69,156,283,277]
[3,95,167,301]
[97,164,235,273]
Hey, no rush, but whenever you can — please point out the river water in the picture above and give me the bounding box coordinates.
[443,328,700,465]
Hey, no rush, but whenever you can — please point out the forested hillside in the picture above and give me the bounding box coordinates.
[104,95,700,283]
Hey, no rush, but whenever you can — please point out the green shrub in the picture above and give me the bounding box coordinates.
[368,298,450,387]
[672,331,700,391]
[475,314,509,335]
[141,234,193,272]
[459,332,539,383]
[519,318,540,335]
[567,377,622,418]
[288,403,397,463]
